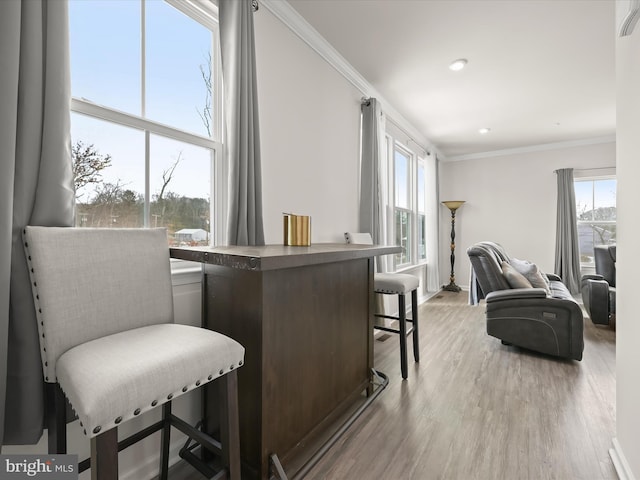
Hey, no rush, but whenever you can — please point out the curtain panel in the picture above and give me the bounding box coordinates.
[0,0,75,445]
[554,168,581,294]
[360,98,387,315]
[359,98,387,269]
[425,155,440,292]
[219,0,265,246]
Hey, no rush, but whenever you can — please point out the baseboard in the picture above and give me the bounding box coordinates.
[421,290,440,303]
[610,437,637,480]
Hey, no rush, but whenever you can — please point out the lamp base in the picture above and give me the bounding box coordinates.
[442,282,462,293]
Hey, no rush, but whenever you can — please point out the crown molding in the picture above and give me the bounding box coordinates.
[619,0,640,37]
[446,135,616,162]
[260,0,437,156]
[260,0,370,94]
[260,1,613,164]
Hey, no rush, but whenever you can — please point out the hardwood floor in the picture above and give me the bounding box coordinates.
[169,291,617,480]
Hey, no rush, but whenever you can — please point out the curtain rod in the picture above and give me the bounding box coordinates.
[554,166,616,173]
[387,117,431,157]
[361,97,431,156]
[575,166,616,171]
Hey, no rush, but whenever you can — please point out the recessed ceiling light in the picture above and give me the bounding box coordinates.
[478,127,491,134]
[449,59,468,71]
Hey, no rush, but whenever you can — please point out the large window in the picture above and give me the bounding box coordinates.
[574,177,617,267]
[388,138,428,270]
[417,163,427,261]
[394,147,412,266]
[69,0,221,246]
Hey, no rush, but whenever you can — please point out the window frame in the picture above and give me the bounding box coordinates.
[574,175,617,270]
[416,159,427,262]
[387,136,428,271]
[69,0,225,244]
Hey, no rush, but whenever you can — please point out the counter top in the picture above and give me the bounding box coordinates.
[169,243,401,271]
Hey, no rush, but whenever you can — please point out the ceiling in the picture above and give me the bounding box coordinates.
[286,0,616,160]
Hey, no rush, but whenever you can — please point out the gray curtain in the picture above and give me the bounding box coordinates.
[0,0,75,445]
[219,0,265,246]
[359,98,386,250]
[554,168,581,294]
[360,99,387,315]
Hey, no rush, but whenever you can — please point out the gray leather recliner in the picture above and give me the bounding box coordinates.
[467,242,584,361]
[581,245,616,326]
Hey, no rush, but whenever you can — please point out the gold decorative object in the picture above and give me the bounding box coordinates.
[283,213,311,246]
[442,201,465,292]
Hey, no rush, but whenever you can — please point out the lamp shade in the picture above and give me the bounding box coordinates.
[442,200,465,211]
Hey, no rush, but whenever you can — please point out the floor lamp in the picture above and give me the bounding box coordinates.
[442,201,465,292]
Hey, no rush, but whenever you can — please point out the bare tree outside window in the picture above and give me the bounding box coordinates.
[198,52,213,138]
[69,0,215,245]
[72,140,112,201]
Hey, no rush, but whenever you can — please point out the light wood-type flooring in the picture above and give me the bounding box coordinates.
[169,290,617,480]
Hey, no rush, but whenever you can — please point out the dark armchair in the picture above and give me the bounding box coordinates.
[467,242,584,361]
[581,245,616,327]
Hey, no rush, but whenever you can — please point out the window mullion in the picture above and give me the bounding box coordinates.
[144,130,151,227]
[71,99,219,150]
[141,0,148,227]
[141,0,146,118]
[411,153,417,264]
[591,181,595,221]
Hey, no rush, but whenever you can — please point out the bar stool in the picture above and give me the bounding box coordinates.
[345,232,420,379]
[23,227,244,480]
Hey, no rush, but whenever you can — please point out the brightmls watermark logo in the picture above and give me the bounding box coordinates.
[0,455,77,480]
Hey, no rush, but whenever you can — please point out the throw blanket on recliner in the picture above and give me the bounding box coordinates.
[468,267,481,305]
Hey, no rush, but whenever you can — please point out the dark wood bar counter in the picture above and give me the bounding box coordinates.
[170,243,399,479]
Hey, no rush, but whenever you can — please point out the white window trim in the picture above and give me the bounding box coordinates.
[387,137,428,272]
[70,0,225,248]
[70,0,225,280]
[416,158,427,263]
[574,175,617,269]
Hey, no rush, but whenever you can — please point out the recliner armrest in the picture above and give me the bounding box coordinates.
[581,274,604,282]
[581,276,611,325]
[486,288,548,303]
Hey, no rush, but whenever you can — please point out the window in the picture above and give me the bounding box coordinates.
[69,0,222,246]
[394,147,412,266]
[574,177,616,268]
[417,163,427,261]
[388,138,428,270]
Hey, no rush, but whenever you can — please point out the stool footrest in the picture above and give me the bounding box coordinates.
[78,418,166,473]
[374,325,415,336]
[375,313,415,321]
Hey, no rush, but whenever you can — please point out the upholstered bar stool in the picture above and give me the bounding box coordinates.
[345,233,420,379]
[23,227,244,480]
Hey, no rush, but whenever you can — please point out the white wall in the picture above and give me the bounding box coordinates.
[253,8,434,302]
[438,142,616,289]
[254,7,362,244]
[614,3,640,476]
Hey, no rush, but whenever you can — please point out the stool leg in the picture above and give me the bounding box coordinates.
[411,289,419,362]
[47,383,67,454]
[219,369,241,480]
[91,428,118,480]
[159,402,172,480]
[398,293,408,379]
